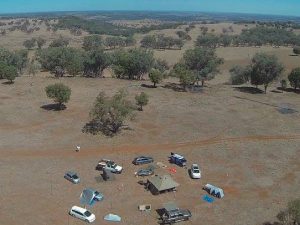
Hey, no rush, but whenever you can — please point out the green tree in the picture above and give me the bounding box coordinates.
[140,35,157,48]
[83,49,111,77]
[135,92,149,111]
[37,47,84,77]
[293,46,300,55]
[229,65,250,85]
[83,35,102,51]
[250,53,284,93]
[288,67,300,90]
[2,65,18,83]
[23,38,36,49]
[124,36,136,46]
[195,34,220,48]
[84,90,134,136]
[45,83,71,110]
[36,37,46,49]
[65,48,85,76]
[11,49,29,74]
[153,59,169,73]
[171,64,196,90]
[149,69,163,87]
[182,47,223,86]
[49,36,69,48]
[112,48,154,80]
[104,36,124,49]
[0,62,7,79]
[220,34,232,47]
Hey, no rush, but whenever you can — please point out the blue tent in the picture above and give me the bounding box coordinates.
[80,188,104,206]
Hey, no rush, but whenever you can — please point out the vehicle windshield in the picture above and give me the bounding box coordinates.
[72,174,78,179]
[84,211,92,217]
[193,169,200,173]
[107,161,116,167]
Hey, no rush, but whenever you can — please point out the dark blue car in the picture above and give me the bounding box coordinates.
[132,156,154,165]
[169,152,187,167]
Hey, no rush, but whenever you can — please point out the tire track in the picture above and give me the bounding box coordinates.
[1,134,300,159]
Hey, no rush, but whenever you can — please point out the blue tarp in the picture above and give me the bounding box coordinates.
[203,195,215,203]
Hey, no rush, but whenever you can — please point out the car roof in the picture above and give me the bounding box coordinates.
[66,171,77,176]
[172,153,185,159]
[71,206,87,213]
[136,156,151,159]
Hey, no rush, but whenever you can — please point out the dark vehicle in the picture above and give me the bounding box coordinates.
[169,152,187,167]
[136,168,154,177]
[132,156,154,165]
[160,202,192,224]
[64,171,80,184]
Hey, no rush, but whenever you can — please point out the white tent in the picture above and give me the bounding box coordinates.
[204,184,224,198]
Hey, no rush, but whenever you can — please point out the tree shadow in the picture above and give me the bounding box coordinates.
[163,82,185,92]
[270,89,283,93]
[262,222,282,225]
[234,86,264,94]
[40,103,66,111]
[277,87,300,94]
[2,81,14,85]
[94,176,105,183]
[163,82,204,93]
[141,84,156,88]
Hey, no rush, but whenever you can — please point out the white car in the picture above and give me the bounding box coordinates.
[69,206,96,223]
[95,159,123,174]
[190,164,201,179]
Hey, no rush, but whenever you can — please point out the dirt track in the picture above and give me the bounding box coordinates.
[2,134,300,159]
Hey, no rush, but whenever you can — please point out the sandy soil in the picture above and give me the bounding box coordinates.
[1,73,300,225]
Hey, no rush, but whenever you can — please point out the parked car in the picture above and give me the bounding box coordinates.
[190,164,201,179]
[136,168,154,177]
[132,156,154,165]
[69,206,96,223]
[93,190,104,201]
[160,202,192,224]
[169,152,187,167]
[95,159,123,174]
[64,171,80,184]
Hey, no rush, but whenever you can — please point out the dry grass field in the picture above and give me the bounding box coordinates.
[0,20,300,225]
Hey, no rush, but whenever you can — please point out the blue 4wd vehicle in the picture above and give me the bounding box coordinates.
[169,152,187,167]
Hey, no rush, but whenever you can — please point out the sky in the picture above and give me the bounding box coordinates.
[0,0,299,17]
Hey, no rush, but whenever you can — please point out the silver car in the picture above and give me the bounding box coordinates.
[64,171,80,184]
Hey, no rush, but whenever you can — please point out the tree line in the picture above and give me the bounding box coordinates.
[230,53,300,93]
[141,34,184,50]
[196,26,300,48]
[56,16,182,37]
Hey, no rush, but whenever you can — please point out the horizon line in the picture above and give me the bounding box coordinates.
[0,9,300,19]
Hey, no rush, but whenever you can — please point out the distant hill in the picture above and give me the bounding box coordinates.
[1,11,300,23]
